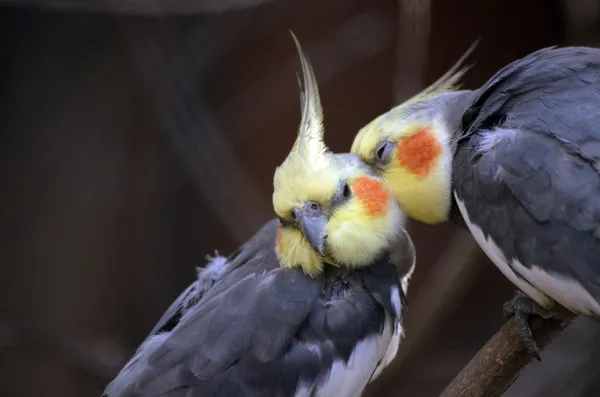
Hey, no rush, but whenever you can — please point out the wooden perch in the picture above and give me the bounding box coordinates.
[439,313,575,397]
[0,0,277,15]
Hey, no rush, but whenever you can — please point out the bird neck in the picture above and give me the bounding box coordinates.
[435,90,476,155]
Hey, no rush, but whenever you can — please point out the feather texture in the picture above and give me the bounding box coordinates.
[104,219,410,397]
[455,46,600,315]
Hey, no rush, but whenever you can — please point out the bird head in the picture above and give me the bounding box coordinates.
[351,42,477,225]
[273,34,406,278]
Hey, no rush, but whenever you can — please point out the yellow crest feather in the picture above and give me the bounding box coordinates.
[273,33,337,217]
[288,31,329,170]
[400,39,479,107]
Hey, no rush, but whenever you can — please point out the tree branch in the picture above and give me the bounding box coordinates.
[439,313,575,397]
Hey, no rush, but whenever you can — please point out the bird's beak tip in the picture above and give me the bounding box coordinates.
[317,240,327,257]
[298,213,329,257]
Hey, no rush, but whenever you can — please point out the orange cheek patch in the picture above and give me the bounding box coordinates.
[277,220,284,252]
[353,176,390,217]
[396,127,442,178]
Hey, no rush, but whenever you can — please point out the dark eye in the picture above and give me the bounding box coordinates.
[342,183,351,198]
[376,145,386,160]
[304,201,321,216]
[290,211,297,220]
[375,140,394,164]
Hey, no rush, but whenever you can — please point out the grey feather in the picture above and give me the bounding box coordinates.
[146,253,231,338]
[454,46,600,312]
[104,219,405,397]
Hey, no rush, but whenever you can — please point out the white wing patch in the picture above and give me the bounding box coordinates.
[296,286,403,397]
[510,261,600,317]
[370,285,404,383]
[389,285,402,318]
[369,319,402,384]
[455,192,600,316]
[454,192,553,308]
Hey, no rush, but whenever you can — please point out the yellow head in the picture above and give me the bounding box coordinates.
[351,42,477,225]
[273,34,405,277]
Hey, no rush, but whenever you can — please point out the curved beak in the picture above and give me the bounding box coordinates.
[294,208,328,256]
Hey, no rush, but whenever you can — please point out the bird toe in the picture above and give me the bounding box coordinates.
[502,290,560,361]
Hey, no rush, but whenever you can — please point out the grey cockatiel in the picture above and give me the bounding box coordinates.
[103,34,417,397]
[352,46,600,357]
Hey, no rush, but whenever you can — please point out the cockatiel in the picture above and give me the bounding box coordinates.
[351,45,600,357]
[103,34,416,397]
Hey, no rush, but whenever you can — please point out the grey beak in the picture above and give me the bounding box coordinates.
[294,208,328,256]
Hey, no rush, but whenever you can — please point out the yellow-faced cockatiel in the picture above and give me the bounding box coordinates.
[352,45,600,357]
[103,34,416,397]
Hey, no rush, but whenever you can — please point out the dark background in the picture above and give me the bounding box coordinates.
[2,0,600,396]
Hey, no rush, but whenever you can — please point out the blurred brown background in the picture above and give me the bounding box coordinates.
[1,0,600,396]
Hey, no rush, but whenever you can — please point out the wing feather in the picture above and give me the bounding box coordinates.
[456,47,600,309]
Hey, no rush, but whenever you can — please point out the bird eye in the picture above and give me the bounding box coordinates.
[290,210,297,220]
[342,183,351,198]
[375,140,394,165]
[303,201,321,216]
[376,145,385,160]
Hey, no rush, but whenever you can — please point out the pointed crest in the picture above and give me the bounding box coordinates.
[400,38,480,107]
[272,33,337,220]
[285,31,329,168]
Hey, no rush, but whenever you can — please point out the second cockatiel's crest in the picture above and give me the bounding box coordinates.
[355,40,478,144]
[393,39,478,113]
[273,34,337,216]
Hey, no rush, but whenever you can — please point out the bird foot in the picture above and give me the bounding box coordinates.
[502,290,556,361]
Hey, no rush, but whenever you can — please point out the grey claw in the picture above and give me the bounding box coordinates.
[503,290,557,361]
